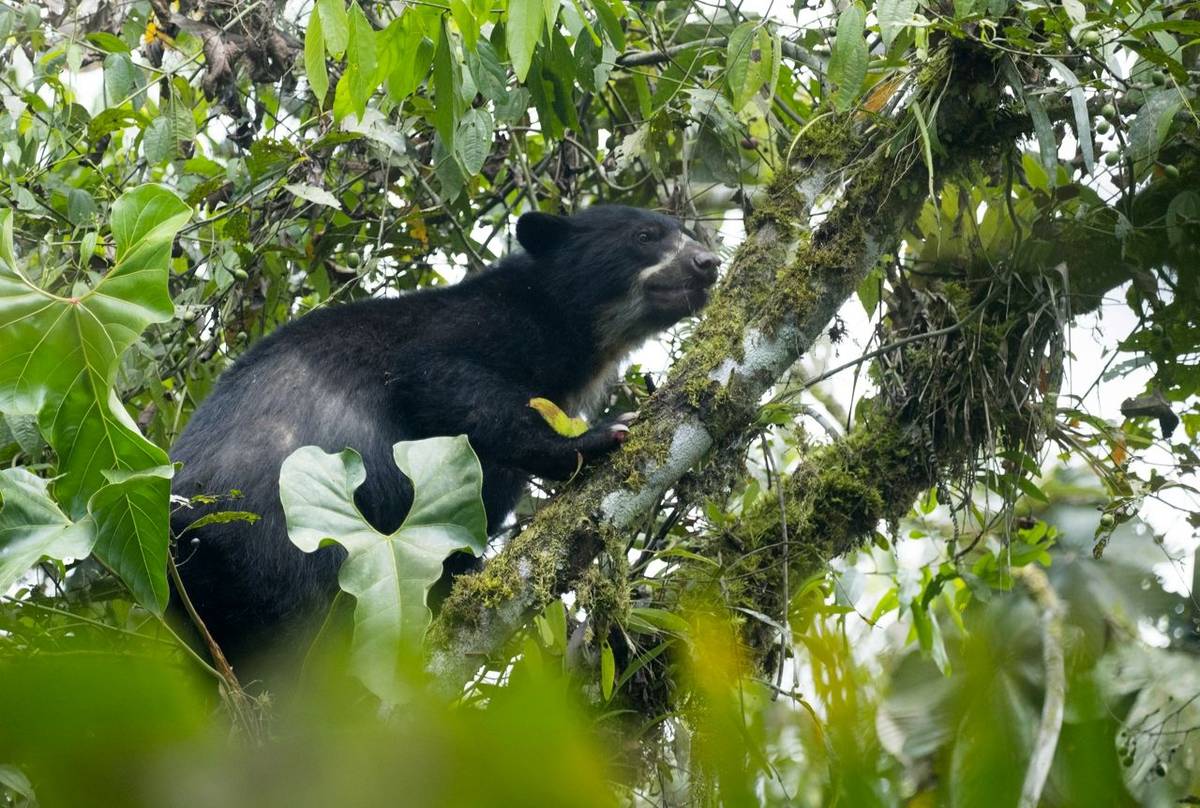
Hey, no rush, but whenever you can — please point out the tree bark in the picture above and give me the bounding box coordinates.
[423,44,1113,693]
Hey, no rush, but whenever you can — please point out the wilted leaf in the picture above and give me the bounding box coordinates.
[529,397,589,437]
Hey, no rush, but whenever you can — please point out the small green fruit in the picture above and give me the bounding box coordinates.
[1163,164,1180,179]
[1099,513,1116,528]
[1100,102,1117,121]
[1080,30,1101,47]
[232,268,249,282]
[236,330,248,343]
[346,251,362,268]
[1096,120,1112,135]
[1104,151,1120,166]
[1151,71,1166,86]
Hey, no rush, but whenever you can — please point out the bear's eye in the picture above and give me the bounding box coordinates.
[636,230,654,244]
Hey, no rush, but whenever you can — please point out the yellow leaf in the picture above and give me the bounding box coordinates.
[528,397,589,437]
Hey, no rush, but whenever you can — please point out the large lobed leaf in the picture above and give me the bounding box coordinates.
[0,185,191,611]
[281,435,487,703]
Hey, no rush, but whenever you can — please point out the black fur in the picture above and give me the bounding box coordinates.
[169,206,719,668]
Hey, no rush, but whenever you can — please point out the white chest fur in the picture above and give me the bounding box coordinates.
[564,358,622,419]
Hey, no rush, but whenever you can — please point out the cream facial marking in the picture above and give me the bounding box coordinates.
[637,232,692,283]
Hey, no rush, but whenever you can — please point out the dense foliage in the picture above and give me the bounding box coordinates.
[0,0,1198,805]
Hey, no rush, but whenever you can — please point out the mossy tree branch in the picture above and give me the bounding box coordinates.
[423,45,1089,694]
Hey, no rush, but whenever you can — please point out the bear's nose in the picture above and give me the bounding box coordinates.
[691,251,720,283]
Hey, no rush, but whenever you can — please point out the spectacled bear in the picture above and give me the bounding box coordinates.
[169,206,720,671]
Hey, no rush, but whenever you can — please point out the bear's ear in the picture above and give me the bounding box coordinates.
[516,212,571,256]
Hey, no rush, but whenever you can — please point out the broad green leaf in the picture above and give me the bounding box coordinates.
[877,0,916,50]
[1061,0,1086,24]
[143,116,175,163]
[827,5,867,112]
[89,466,175,609]
[455,107,493,176]
[86,31,130,53]
[589,0,625,50]
[384,11,433,102]
[528,397,589,437]
[305,3,330,107]
[281,436,487,703]
[726,23,778,111]
[466,38,509,103]
[1127,88,1184,180]
[0,468,96,595]
[449,0,479,50]
[317,0,349,57]
[284,182,342,209]
[345,2,378,122]
[103,52,136,108]
[66,189,98,227]
[431,19,461,149]
[507,0,546,82]
[0,186,189,611]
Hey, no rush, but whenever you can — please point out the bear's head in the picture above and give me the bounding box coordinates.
[516,206,720,352]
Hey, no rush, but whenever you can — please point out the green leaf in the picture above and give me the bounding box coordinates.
[857,264,883,314]
[1046,57,1093,173]
[0,186,190,612]
[454,107,493,176]
[87,32,130,53]
[827,5,868,112]
[507,0,546,82]
[1127,88,1184,180]
[600,639,615,702]
[345,2,378,122]
[66,189,98,227]
[143,116,175,163]
[317,0,349,57]
[431,19,461,149]
[306,3,330,106]
[89,466,175,610]
[0,468,97,595]
[726,23,777,111]
[384,11,433,102]
[877,0,916,50]
[629,606,692,636]
[280,436,487,704]
[1061,0,1086,25]
[589,0,625,50]
[103,52,136,108]
[449,0,479,50]
[528,397,588,437]
[1026,93,1058,178]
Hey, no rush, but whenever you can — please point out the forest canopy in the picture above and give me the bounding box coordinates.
[0,0,1198,805]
